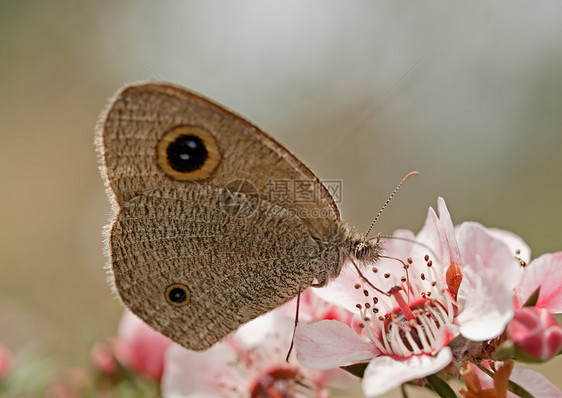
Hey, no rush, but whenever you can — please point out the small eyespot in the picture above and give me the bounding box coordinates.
[165,283,191,307]
[157,126,220,180]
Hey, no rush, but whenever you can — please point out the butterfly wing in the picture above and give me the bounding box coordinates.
[96,82,343,349]
[111,184,320,350]
[96,82,340,235]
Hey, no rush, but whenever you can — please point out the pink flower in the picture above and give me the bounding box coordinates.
[281,287,355,325]
[90,337,132,375]
[514,251,562,314]
[509,245,562,362]
[117,309,173,380]
[162,302,356,398]
[295,198,528,397]
[0,343,12,381]
[508,307,562,361]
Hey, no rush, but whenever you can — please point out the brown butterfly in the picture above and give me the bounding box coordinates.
[96,82,382,350]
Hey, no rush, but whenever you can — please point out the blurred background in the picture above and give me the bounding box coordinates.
[1,1,561,397]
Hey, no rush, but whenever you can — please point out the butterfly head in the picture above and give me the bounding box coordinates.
[352,237,382,263]
[338,222,382,264]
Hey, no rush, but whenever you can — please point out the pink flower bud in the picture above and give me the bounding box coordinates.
[0,344,12,380]
[90,338,132,375]
[508,307,562,361]
[118,310,172,381]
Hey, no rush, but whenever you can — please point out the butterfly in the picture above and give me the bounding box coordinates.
[96,82,382,350]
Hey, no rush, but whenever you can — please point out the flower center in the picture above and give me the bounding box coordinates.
[387,288,451,356]
[250,368,300,398]
[353,255,458,358]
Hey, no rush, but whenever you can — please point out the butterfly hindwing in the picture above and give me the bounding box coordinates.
[110,184,322,350]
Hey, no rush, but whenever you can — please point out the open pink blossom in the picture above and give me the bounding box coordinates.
[162,307,356,398]
[296,198,528,397]
[117,309,173,380]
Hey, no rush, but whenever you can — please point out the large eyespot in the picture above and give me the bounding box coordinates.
[165,283,191,307]
[157,126,220,180]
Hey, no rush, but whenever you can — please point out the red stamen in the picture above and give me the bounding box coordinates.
[389,286,415,321]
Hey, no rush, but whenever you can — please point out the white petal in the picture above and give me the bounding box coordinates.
[117,310,145,341]
[437,197,463,264]
[414,206,447,267]
[362,348,452,397]
[384,229,417,258]
[313,265,373,314]
[234,309,293,349]
[456,258,514,341]
[161,342,242,398]
[488,228,531,264]
[457,222,522,288]
[509,368,562,398]
[295,320,378,369]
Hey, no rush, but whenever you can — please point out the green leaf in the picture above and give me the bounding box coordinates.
[425,374,457,398]
[340,362,369,378]
[523,287,541,307]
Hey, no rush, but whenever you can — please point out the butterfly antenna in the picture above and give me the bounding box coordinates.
[379,234,440,264]
[365,171,419,238]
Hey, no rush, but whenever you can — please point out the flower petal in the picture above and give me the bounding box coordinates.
[362,348,452,397]
[515,252,562,312]
[234,310,292,349]
[415,206,446,268]
[314,265,373,314]
[117,310,172,380]
[161,342,241,398]
[456,257,514,341]
[295,320,378,369]
[457,222,522,288]
[488,228,531,264]
[471,363,562,398]
[509,368,562,398]
[437,197,462,264]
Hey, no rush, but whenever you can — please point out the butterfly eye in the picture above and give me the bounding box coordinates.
[165,283,191,307]
[157,126,220,180]
[354,241,370,260]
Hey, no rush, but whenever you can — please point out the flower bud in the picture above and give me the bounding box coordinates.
[90,338,132,375]
[118,310,172,381]
[0,344,11,380]
[508,307,562,362]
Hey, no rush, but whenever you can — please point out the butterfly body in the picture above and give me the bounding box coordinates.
[96,83,381,350]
